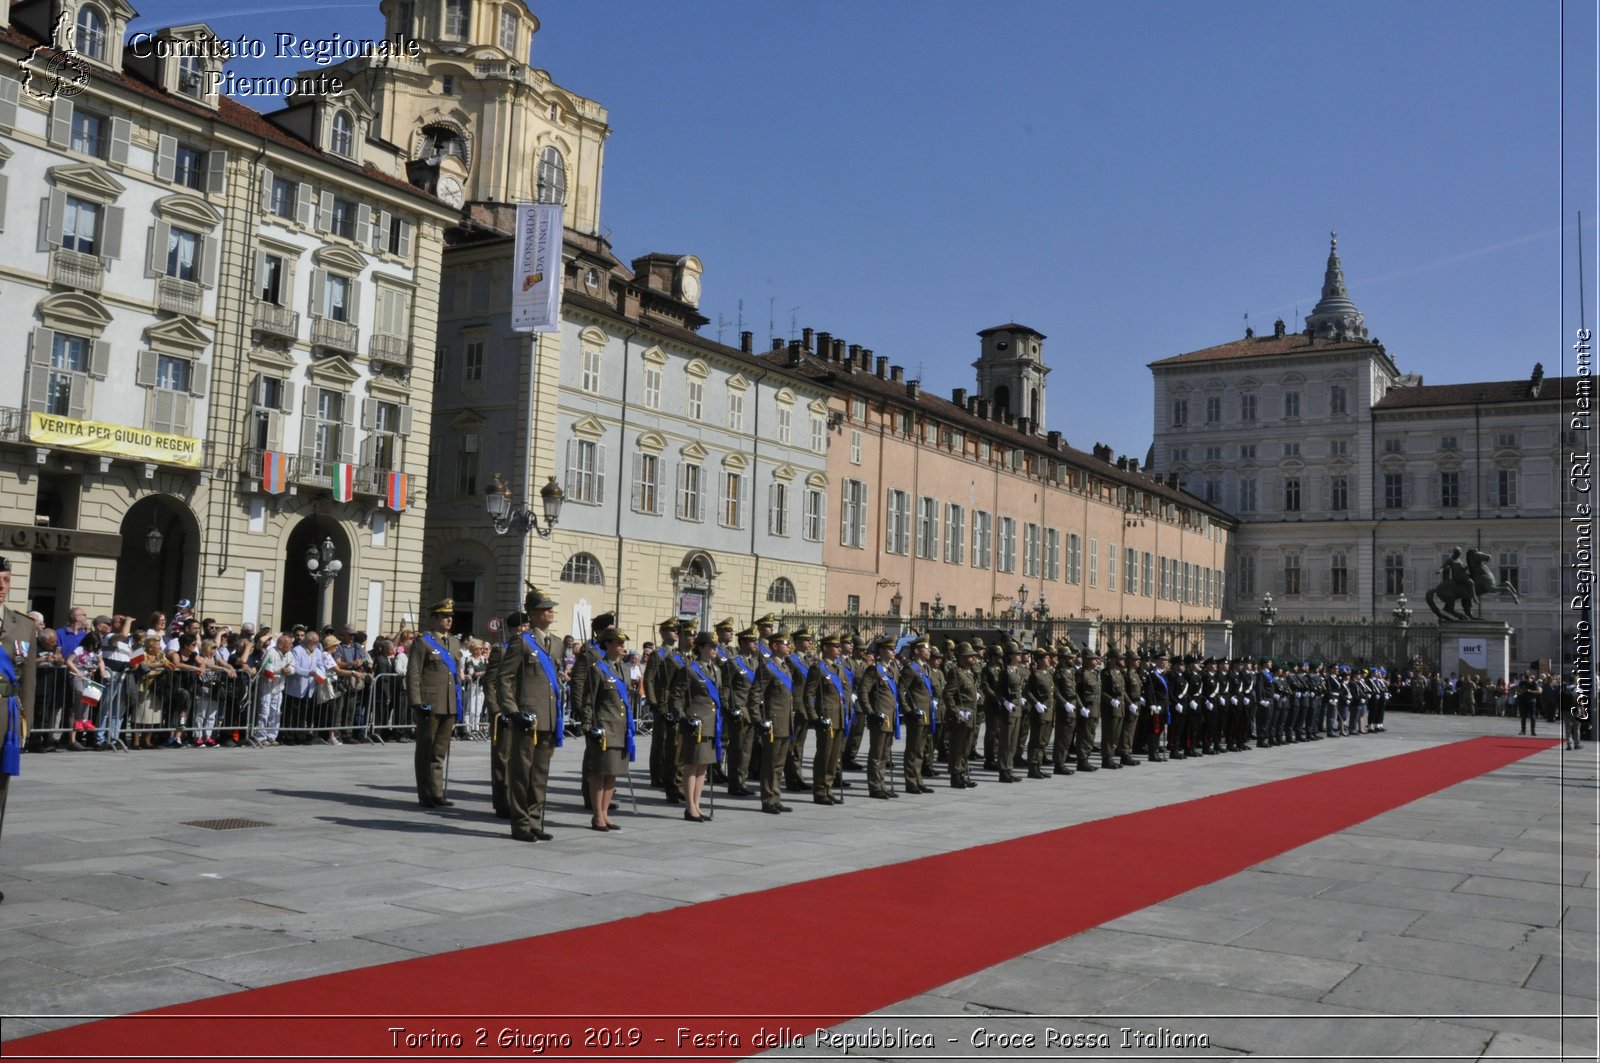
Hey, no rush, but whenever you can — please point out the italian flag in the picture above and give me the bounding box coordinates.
[331,462,356,502]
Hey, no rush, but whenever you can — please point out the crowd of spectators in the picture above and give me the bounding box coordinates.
[22,602,656,753]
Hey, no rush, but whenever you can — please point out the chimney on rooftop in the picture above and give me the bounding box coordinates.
[802,327,814,352]
[952,387,966,406]
[875,356,888,378]
[787,340,803,367]
[816,331,831,358]
[977,398,991,420]
[966,396,979,414]
[890,365,904,383]
[740,331,753,354]
[832,339,845,361]
[771,338,784,352]
[1047,430,1061,449]
[1274,319,1286,338]
[862,348,874,369]
[907,379,920,399]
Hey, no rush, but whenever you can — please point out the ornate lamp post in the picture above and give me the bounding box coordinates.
[304,536,344,630]
[1392,592,1412,668]
[1259,591,1277,661]
[484,473,564,538]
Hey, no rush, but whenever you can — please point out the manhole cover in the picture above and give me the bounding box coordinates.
[182,818,274,831]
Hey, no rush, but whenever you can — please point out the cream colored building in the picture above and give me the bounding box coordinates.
[0,0,452,631]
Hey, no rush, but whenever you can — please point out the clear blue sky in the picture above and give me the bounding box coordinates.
[131,1,1596,459]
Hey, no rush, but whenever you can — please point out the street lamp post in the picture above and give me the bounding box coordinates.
[1392,592,1412,668]
[484,473,565,538]
[304,537,344,630]
[1259,592,1277,662]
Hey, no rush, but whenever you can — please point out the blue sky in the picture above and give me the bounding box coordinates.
[130,1,1596,459]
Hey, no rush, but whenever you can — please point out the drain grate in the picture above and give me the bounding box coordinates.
[182,818,274,831]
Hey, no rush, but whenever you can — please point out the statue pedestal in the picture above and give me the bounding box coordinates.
[1440,621,1514,685]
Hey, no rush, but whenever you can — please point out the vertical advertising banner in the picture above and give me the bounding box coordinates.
[1456,638,1488,681]
[511,202,564,333]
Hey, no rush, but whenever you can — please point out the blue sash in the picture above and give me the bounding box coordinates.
[419,633,462,721]
[820,660,849,731]
[521,631,564,747]
[787,654,810,681]
[595,660,636,762]
[729,654,755,686]
[757,644,772,659]
[689,662,724,758]
[765,659,793,694]
[907,661,935,734]
[876,663,902,739]
[0,643,20,777]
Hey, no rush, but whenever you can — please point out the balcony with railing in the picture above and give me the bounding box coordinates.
[473,59,527,82]
[0,405,23,443]
[310,315,359,355]
[49,248,105,293]
[155,276,203,317]
[252,301,300,340]
[243,447,421,505]
[368,332,411,371]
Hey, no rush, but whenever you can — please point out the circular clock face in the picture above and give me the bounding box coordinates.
[681,273,700,304]
[438,175,465,209]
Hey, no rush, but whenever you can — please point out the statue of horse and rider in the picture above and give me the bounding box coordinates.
[1425,547,1519,621]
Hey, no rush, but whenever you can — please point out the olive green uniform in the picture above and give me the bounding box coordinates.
[856,659,899,797]
[899,658,939,792]
[753,654,799,810]
[494,627,562,838]
[407,626,462,806]
[0,604,39,855]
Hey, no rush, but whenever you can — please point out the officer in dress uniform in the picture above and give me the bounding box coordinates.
[898,635,938,794]
[645,618,684,801]
[496,587,563,842]
[485,610,527,819]
[722,626,760,797]
[753,628,798,814]
[408,598,463,807]
[856,636,901,799]
[1103,650,1134,767]
[943,642,981,789]
[1051,644,1079,776]
[921,642,945,780]
[671,630,722,822]
[1120,651,1147,765]
[568,612,612,812]
[0,556,38,902]
[802,633,850,804]
[1021,647,1055,779]
[840,636,869,771]
[1074,649,1105,772]
[783,626,815,792]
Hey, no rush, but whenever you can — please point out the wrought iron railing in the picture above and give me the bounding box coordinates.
[252,301,300,339]
[155,276,203,317]
[1231,619,1440,669]
[368,332,411,370]
[310,315,359,354]
[50,248,105,292]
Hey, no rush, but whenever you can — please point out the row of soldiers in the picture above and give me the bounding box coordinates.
[422,588,1398,841]
[632,617,1396,805]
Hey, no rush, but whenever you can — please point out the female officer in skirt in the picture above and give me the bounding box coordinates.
[670,630,722,822]
[583,628,635,832]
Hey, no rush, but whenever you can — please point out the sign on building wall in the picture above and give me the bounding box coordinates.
[511,202,564,333]
[29,412,201,468]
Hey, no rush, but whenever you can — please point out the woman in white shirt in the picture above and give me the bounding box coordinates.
[256,634,294,745]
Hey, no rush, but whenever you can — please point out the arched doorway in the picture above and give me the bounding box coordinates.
[115,495,199,623]
[281,517,353,631]
[673,551,715,629]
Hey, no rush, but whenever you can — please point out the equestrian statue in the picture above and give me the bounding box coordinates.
[1425,547,1519,622]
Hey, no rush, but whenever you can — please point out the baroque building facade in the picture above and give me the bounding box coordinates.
[765,326,1233,623]
[0,0,452,631]
[1149,235,1574,667]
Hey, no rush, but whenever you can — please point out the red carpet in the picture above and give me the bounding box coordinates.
[8,736,1555,1060]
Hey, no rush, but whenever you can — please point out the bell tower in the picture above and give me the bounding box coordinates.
[974,324,1050,433]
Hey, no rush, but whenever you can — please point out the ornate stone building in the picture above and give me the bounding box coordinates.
[1149,235,1573,667]
[0,0,453,630]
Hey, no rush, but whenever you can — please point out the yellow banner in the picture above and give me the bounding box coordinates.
[29,412,202,468]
